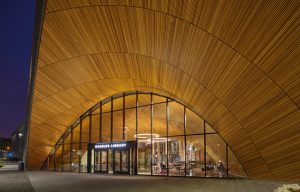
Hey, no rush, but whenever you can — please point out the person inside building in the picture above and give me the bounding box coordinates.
[216,160,225,178]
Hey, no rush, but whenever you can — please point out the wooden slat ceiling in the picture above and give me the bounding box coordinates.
[28,0,300,181]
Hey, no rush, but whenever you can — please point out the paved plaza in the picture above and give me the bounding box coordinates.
[0,170,297,192]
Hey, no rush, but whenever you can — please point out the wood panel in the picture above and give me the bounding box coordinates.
[27,0,300,181]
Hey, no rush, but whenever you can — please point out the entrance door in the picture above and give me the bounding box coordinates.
[94,150,108,173]
[113,149,130,174]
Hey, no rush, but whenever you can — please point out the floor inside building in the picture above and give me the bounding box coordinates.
[1,170,298,192]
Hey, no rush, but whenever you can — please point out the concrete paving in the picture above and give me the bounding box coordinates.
[0,170,34,192]
[1,171,298,192]
[28,171,293,192]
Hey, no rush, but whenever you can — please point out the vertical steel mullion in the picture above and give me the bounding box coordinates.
[135,92,138,175]
[226,144,229,178]
[150,93,153,176]
[123,93,125,141]
[184,106,187,177]
[79,117,82,174]
[62,141,64,171]
[120,150,123,172]
[111,96,113,142]
[166,98,169,176]
[70,127,73,172]
[204,121,207,178]
[89,109,92,144]
[100,151,102,172]
[53,145,56,171]
[94,150,96,173]
[100,102,102,142]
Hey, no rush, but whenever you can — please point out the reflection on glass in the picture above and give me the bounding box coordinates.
[138,94,151,107]
[63,144,71,171]
[71,144,80,172]
[113,110,123,141]
[206,134,227,178]
[186,135,204,177]
[153,103,167,137]
[55,145,62,171]
[113,97,124,111]
[91,114,100,143]
[102,112,111,142]
[186,108,204,134]
[80,144,88,173]
[168,136,185,176]
[205,122,216,133]
[81,117,90,143]
[168,102,184,136]
[125,94,136,108]
[125,108,136,141]
[72,124,80,143]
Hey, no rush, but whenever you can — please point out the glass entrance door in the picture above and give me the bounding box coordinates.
[94,150,108,173]
[113,150,130,174]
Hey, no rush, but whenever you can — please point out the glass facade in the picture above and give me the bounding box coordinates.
[44,92,246,178]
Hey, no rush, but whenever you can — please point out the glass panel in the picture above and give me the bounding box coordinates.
[205,122,216,133]
[168,102,184,136]
[206,134,227,178]
[113,110,123,141]
[55,145,63,171]
[102,101,112,113]
[113,96,124,111]
[125,94,136,109]
[81,117,90,143]
[137,105,151,175]
[80,144,88,173]
[152,137,167,176]
[153,103,167,137]
[125,108,136,141]
[121,150,129,172]
[94,151,101,172]
[138,94,151,107]
[168,136,185,176]
[72,124,80,143]
[114,151,121,172]
[186,108,204,135]
[71,144,80,172]
[64,130,72,144]
[186,135,205,177]
[102,112,111,142]
[62,144,71,171]
[101,151,108,172]
[228,147,247,178]
[49,154,55,171]
[92,104,100,115]
[153,95,166,104]
[91,114,100,143]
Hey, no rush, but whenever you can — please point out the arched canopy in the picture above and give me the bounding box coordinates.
[27,0,300,181]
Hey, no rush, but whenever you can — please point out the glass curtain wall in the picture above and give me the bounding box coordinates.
[45,92,246,178]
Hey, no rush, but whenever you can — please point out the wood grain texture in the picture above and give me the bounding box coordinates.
[28,0,300,181]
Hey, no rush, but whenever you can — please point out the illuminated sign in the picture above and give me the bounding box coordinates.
[94,142,127,149]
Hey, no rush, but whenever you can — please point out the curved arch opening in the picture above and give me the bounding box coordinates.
[44,91,247,178]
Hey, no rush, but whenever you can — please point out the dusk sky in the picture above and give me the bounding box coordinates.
[0,1,35,138]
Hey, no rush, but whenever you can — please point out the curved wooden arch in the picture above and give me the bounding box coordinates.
[28,0,300,181]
